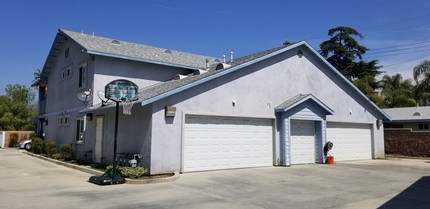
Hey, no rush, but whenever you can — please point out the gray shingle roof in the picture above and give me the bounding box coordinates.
[275,94,334,114]
[275,94,311,110]
[60,29,216,70]
[81,44,292,113]
[383,106,430,121]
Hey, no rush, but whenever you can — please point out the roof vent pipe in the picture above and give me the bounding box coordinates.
[174,74,187,80]
[230,51,234,62]
[223,55,226,63]
[206,58,210,69]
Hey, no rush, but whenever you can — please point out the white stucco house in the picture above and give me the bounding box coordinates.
[37,29,390,175]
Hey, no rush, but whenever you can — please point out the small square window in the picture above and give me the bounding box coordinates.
[58,117,63,126]
[64,115,70,126]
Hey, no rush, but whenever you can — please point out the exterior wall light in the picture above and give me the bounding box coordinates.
[165,106,176,117]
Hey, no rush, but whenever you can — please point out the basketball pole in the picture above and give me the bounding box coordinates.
[112,101,119,178]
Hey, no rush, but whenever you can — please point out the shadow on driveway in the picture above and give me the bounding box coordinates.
[379,176,430,208]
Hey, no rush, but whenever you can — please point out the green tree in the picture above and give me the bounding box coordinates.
[353,75,384,107]
[319,26,382,80]
[413,60,430,83]
[31,68,41,90]
[413,60,430,105]
[379,74,416,108]
[0,84,37,130]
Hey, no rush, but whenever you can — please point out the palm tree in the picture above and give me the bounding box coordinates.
[414,72,430,106]
[413,60,430,82]
[379,74,416,108]
[413,60,430,105]
[353,75,384,107]
[31,69,41,90]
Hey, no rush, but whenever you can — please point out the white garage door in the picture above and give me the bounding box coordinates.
[327,122,372,161]
[290,120,315,164]
[183,116,273,172]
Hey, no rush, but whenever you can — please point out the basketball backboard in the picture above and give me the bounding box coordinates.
[104,79,138,102]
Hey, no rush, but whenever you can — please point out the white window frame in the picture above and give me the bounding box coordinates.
[76,117,86,144]
[60,65,73,81]
[57,115,63,126]
[64,114,71,126]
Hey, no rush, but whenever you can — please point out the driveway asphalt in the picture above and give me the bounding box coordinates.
[1,148,430,209]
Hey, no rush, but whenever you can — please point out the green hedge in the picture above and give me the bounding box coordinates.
[44,141,57,158]
[60,144,74,161]
[106,166,148,179]
[32,137,44,154]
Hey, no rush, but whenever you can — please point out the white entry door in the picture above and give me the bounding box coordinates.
[290,120,315,164]
[94,116,104,164]
[183,116,273,172]
[326,122,372,161]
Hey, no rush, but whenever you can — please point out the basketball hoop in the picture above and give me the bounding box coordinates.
[121,99,134,115]
[104,79,139,116]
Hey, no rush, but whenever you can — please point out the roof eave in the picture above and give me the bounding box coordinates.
[275,95,334,115]
[300,42,391,121]
[86,50,201,71]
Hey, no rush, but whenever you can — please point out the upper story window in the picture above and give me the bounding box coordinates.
[60,65,73,81]
[57,115,63,126]
[65,48,69,59]
[78,62,87,88]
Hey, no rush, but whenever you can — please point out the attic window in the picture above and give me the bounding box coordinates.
[111,40,121,45]
[413,112,421,116]
[164,49,172,54]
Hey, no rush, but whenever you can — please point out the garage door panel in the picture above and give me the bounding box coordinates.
[327,123,371,161]
[291,120,316,164]
[184,116,273,172]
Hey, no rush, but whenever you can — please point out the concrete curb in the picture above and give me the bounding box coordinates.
[24,151,179,184]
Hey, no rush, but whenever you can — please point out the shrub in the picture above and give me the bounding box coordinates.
[45,141,57,158]
[106,165,148,179]
[29,132,37,139]
[32,137,45,154]
[60,144,74,161]
[9,133,19,147]
[51,153,62,160]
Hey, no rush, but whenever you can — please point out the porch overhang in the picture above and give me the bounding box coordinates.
[275,94,334,115]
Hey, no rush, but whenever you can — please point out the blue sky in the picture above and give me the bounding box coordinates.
[1,0,430,95]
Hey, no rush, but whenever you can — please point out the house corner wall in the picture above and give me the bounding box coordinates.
[373,123,385,159]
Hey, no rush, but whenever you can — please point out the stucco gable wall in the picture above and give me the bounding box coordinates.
[148,46,383,174]
[93,56,194,104]
[45,38,93,113]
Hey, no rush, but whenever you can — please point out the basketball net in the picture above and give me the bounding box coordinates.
[121,100,134,115]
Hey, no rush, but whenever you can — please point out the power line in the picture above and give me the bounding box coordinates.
[367,44,430,56]
[366,48,430,59]
[369,39,430,51]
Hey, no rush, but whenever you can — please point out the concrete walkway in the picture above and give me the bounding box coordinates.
[1,148,430,209]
